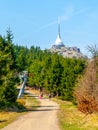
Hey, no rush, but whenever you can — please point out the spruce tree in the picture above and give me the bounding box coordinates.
[0,29,17,105]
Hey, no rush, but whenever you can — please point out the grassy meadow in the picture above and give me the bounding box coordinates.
[53,99,98,130]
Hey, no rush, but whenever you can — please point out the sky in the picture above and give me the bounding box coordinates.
[0,0,98,56]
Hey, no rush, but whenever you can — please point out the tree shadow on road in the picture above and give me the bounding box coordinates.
[26,105,59,112]
[0,120,7,123]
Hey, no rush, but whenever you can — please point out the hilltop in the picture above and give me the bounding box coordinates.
[48,46,87,59]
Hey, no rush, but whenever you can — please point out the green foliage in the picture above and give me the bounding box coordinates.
[27,50,86,101]
[0,29,86,106]
[0,30,17,105]
[60,58,86,101]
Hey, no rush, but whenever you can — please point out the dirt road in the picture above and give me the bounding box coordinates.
[1,94,60,130]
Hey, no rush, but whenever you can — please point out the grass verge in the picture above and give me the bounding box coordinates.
[0,92,40,129]
[53,98,98,130]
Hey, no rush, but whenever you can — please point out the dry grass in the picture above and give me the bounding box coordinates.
[29,89,40,95]
[0,92,40,129]
[53,98,98,130]
[0,111,25,129]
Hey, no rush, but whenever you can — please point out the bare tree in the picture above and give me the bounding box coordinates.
[87,44,98,58]
[74,58,98,114]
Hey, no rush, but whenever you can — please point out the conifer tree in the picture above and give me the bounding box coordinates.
[0,29,17,105]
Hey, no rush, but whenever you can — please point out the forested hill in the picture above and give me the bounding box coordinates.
[14,45,86,101]
[0,30,86,108]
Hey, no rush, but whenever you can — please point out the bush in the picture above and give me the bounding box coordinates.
[77,95,98,114]
[16,99,26,106]
[74,58,98,114]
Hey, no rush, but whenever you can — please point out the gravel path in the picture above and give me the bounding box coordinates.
[1,94,60,130]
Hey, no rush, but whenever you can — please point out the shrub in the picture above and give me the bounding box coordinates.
[77,95,98,114]
[74,58,98,114]
[16,99,26,106]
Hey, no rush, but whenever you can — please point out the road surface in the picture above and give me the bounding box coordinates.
[1,94,60,130]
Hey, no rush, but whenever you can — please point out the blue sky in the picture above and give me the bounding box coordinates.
[0,0,98,56]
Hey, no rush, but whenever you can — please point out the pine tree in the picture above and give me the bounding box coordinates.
[0,30,17,105]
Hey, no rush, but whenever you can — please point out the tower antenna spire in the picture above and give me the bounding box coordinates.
[52,17,65,48]
[58,17,61,38]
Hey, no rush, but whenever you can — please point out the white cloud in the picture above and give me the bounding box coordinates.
[58,15,68,23]
[58,5,74,23]
[36,5,74,32]
[37,20,57,31]
[36,5,90,32]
